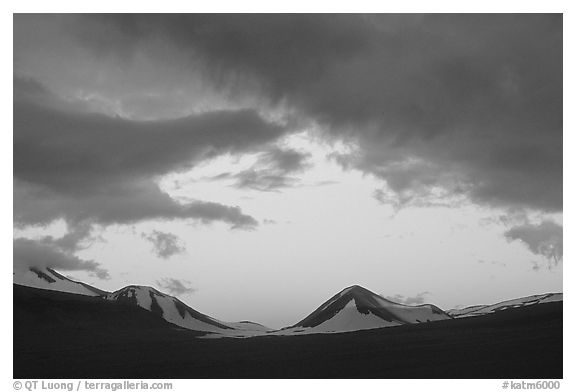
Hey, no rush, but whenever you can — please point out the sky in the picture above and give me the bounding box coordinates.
[13,14,563,329]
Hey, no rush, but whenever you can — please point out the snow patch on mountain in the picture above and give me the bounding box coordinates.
[104,286,232,332]
[447,293,563,318]
[19,269,558,339]
[307,298,401,332]
[13,266,106,296]
[257,285,452,337]
[104,285,273,335]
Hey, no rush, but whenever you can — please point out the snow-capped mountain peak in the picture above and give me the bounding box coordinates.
[18,269,558,339]
[284,285,451,334]
[13,266,107,296]
[104,285,234,332]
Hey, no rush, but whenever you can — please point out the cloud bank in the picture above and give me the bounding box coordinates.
[14,83,286,228]
[13,14,562,276]
[69,14,560,213]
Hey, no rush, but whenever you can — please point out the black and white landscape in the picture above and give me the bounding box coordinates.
[14,269,562,378]
[13,14,562,379]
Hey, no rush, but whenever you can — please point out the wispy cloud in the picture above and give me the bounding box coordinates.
[208,147,312,191]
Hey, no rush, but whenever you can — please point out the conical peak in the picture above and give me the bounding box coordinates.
[116,285,159,293]
[340,285,378,299]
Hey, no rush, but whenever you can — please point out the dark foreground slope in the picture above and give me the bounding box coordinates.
[14,284,562,379]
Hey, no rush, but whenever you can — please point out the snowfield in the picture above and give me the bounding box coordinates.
[13,266,106,296]
[447,293,563,318]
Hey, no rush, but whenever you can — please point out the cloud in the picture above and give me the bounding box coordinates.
[385,291,430,306]
[14,92,285,195]
[13,15,563,279]
[258,147,312,173]
[504,221,563,263]
[209,147,312,191]
[143,230,186,259]
[12,74,280,274]
[66,14,374,101]
[13,79,286,230]
[13,238,109,279]
[14,179,258,229]
[39,221,98,253]
[68,14,561,214]
[230,171,300,191]
[156,278,196,296]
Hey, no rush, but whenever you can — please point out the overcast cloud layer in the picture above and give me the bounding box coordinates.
[64,14,562,212]
[13,14,562,275]
[14,77,286,224]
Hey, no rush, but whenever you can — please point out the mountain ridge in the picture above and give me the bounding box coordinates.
[276,284,451,335]
[13,267,563,337]
[105,285,236,332]
[447,293,563,318]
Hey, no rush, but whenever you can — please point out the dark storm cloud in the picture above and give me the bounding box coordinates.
[14,92,285,195]
[504,221,563,262]
[13,238,109,279]
[71,14,374,98]
[143,230,186,259]
[209,147,312,191]
[385,291,430,306]
[13,80,286,229]
[77,14,561,213]
[156,278,196,296]
[14,179,257,229]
